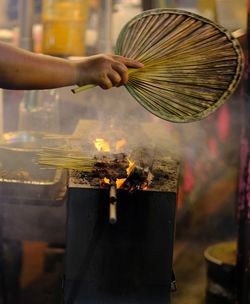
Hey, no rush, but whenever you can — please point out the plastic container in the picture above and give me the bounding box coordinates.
[42,0,89,56]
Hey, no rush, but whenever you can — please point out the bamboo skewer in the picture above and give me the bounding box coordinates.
[71,84,96,94]
[37,147,95,171]
[109,181,117,224]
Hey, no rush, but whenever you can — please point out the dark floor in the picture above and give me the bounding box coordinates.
[172,240,207,304]
[17,239,232,304]
[16,239,209,304]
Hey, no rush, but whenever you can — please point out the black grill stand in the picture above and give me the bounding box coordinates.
[64,186,176,304]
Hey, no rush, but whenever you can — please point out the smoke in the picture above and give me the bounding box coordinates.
[50,80,243,175]
[2,79,243,182]
[66,81,242,238]
[0,69,243,246]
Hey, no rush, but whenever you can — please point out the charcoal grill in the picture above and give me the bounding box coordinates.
[63,120,180,304]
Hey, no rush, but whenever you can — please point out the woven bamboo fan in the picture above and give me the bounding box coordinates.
[74,8,244,123]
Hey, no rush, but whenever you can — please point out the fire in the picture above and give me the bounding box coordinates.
[93,138,136,189]
[127,158,135,176]
[94,138,127,153]
[115,138,127,151]
[103,177,110,184]
[94,138,110,152]
[100,158,135,189]
[116,158,135,189]
[94,138,143,190]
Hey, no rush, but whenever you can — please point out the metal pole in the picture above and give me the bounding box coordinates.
[98,0,112,53]
[236,1,250,303]
[18,0,38,111]
[165,0,175,7]
[158,0,176,8]
[18,0,34,50]
[142,0,154,10]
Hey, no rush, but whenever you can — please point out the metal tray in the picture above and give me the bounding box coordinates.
[0,131,68,204]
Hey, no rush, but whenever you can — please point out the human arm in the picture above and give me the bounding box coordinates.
[0,41,143,90]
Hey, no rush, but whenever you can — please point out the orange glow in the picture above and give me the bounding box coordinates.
[141,184,149,191]
[115,139,127,151]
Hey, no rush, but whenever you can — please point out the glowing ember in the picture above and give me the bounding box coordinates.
[100,158,135,189]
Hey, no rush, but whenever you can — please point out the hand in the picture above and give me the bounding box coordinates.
[73,54,144,89]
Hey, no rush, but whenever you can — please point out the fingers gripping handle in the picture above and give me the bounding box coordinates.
[71,68,138,94]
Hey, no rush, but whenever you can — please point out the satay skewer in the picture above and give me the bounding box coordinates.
[109,180,117,224]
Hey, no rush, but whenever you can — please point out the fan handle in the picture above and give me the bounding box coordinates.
[71,68,138,94]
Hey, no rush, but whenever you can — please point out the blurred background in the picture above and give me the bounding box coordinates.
[0,1,248,304]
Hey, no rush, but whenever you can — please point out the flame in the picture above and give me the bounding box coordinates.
[116,178,126,189]
[94,138,127,153]
[127,158,135,176]
[100,158,135,189]
[103,177,110,184]
[116,158,135,189]
[94,138,136,189]
[115,139,127,151]
[94,138,110,152]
